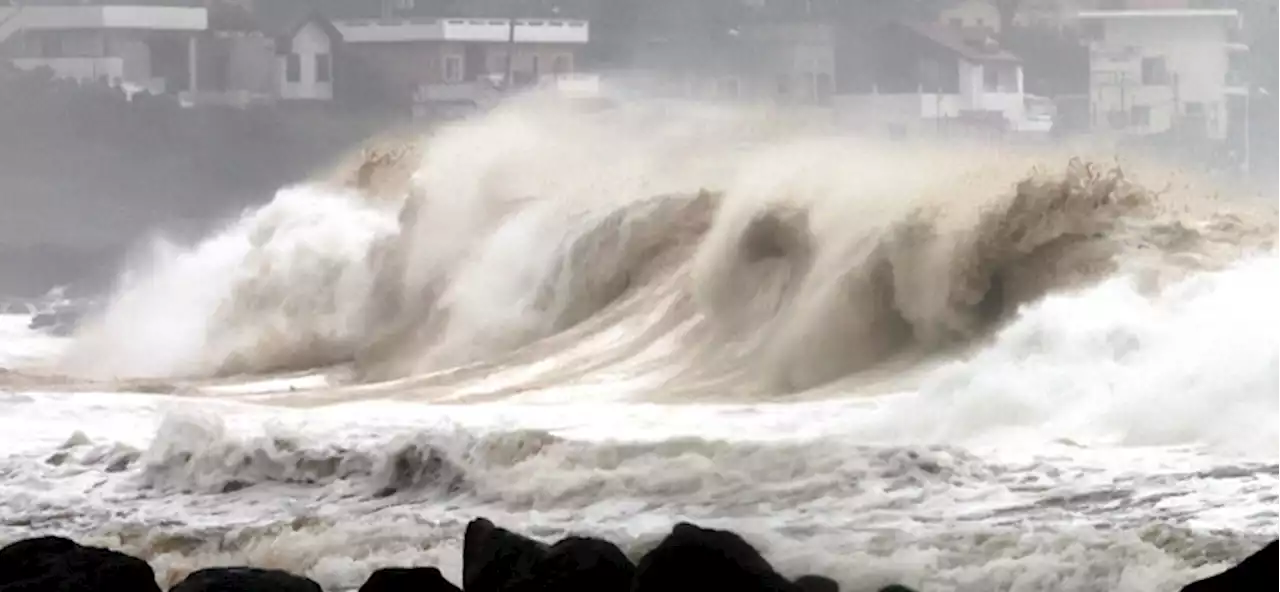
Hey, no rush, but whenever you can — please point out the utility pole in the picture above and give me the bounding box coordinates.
[502,1,557,92]
[1243,85,1252,174]
[504,15,516,91]
[1244,88,1272,175]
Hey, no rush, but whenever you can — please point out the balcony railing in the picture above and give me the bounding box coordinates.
[335,17,589,44]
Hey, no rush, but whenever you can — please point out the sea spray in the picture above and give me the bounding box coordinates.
[57,98,1277,397]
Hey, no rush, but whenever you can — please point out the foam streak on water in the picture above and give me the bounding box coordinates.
[0,98,1276,592]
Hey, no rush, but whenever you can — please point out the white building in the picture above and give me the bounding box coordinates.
[180,7,345,107]
[332,17,589,116]
[834,22,1031,134]
[0,5,207,94]
[1079,8,1247,139]
[266,12,341,102]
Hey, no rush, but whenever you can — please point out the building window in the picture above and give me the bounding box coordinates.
[286,54,301,83]
[315,54,331,83]
[443,54,463,83]
[1184,101,1205,116]
[983,65,998,92]
[1131,105,1150,127]
[1141,57,1167,85]
[552,54,572,75]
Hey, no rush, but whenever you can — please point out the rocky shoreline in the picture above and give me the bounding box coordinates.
[0,518,1272,591]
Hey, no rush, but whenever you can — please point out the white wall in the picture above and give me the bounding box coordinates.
[100,6,206,31]
[0,6,206,33]
[1088,15,1234,138]
[982,90,1025,121]
[278,22,333,101]
[836,89,1023,127]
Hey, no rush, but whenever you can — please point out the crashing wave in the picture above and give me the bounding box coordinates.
[52,100,1276,397]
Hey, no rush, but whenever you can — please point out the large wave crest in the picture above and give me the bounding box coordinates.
[56,98,1277,398]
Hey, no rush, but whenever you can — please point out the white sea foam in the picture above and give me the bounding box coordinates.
[862,253,1280,457]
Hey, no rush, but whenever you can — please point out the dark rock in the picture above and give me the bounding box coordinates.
[219,480,251,494]
[508,535,634,592]
[461,518,635,592]
[461,518,548,592]
[168,567,321,592]
[631,522,799,592]
[0,535,160,592]
[357,567,460,592]
[795,574,840,592]
[1181,540,1277,592]
[104,454,136,473]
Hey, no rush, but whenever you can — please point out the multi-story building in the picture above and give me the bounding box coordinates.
[1079,7,1248,139]
[332,16,590,116]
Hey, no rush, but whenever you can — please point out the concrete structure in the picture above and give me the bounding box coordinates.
[1079,8,1246,139]
[835,21,1027,133]
[332,17,590,114]
[0,5,208,94]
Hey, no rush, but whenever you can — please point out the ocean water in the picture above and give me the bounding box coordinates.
[0,98,1276,592]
